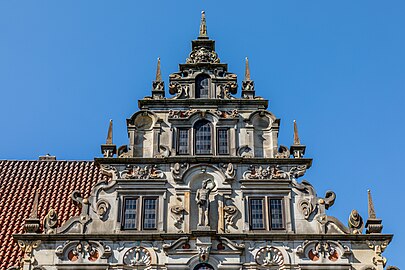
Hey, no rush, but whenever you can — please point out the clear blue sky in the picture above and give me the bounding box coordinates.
[0,1,403,267]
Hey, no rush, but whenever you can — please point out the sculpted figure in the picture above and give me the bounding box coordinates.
[195,179,216,226]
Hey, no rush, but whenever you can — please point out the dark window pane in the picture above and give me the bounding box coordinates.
[218,129,229,155]
[178,129,189,154]
[250,199,264,229]
[196,75,210,98]
[143,198,157,229]
[124,198,137,229]
[195,120,212,155]
[270,199,284,229]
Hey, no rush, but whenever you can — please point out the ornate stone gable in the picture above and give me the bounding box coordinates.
[11,11,396,270]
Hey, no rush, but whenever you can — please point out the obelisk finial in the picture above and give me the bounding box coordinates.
[367,189,377,219]
[155,57,162,81]
[293,120,301,145]
[245,57,251,81]
[199,11,208,38]
[29,190,39,219]
[106,119,113,145]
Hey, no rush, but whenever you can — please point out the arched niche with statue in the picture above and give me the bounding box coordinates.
[173,164,233,233]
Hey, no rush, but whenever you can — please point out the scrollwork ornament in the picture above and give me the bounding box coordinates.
[96,199,110,220]
[169,82,189,99]
[223,205,238,232]
[255,246,285,268]
[99,164,118,180]
[298,199,313,220]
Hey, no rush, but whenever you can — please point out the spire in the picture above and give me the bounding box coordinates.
[156,57,162,81]
[293,120,301,145]
[245,57,251,81]
[365,189,383,234]
[367,189,377,219]
[106,119,113,145]
[199,11,208,39]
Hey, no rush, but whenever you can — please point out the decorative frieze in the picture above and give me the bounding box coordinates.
[243,165,307,180]
[168,109,239,119]
[296,240,351,262]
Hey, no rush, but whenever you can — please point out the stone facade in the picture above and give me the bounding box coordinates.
[12,12,396,270]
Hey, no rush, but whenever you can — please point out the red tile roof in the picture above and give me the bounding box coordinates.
[0,160,109,270]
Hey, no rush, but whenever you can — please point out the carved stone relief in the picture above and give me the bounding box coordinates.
[217,82,237,99]
[170,197,185,232]
[238,145,253,158]
[255,246,285,268]
[43,209,58,234]
[171,163,189,182]
[367,240,389,267]
[186,47,220,64]
[275,145,290,158]
[223,204,238,233]
[123,246,152,266]
[169,82,189,99]
[296,240,351,263]
[93,199,110,220]
[100,164,118,180]
[120,165,165,180]
[55,241,112,263]
[243,165,307,180]
[348,209,364,234]
[220,163,236,182]
[18,240,41,264]
[168,109,238,119]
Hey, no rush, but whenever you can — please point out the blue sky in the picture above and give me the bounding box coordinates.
[0,1,403,267]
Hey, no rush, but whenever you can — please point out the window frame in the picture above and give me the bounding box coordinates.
[217,128,230,155]
[249,197,266,230]
[121,196,159,231]
[194,120,213,155]
[248,196,286,231]
[177,128,190,155]
[142,197,158,230]
[122,197,139,230]
[195,74,210,99]
[268,197,285,230]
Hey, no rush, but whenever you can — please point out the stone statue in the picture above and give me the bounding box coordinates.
[196,179,216,226]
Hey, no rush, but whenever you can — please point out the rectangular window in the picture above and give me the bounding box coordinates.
[143,198,157,229]
[123,198,137,229]
[217,128,229,155]
[250,198,265,230]
[178,129,189,154]
[270,199,284,229]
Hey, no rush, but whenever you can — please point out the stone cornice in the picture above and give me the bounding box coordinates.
[14,233,393,243]
[95,157,313,168]
[138,98,269,110]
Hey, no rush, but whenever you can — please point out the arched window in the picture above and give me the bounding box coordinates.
[193,263,214,270]
[195,74,210,98]
[194,120,212,155]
